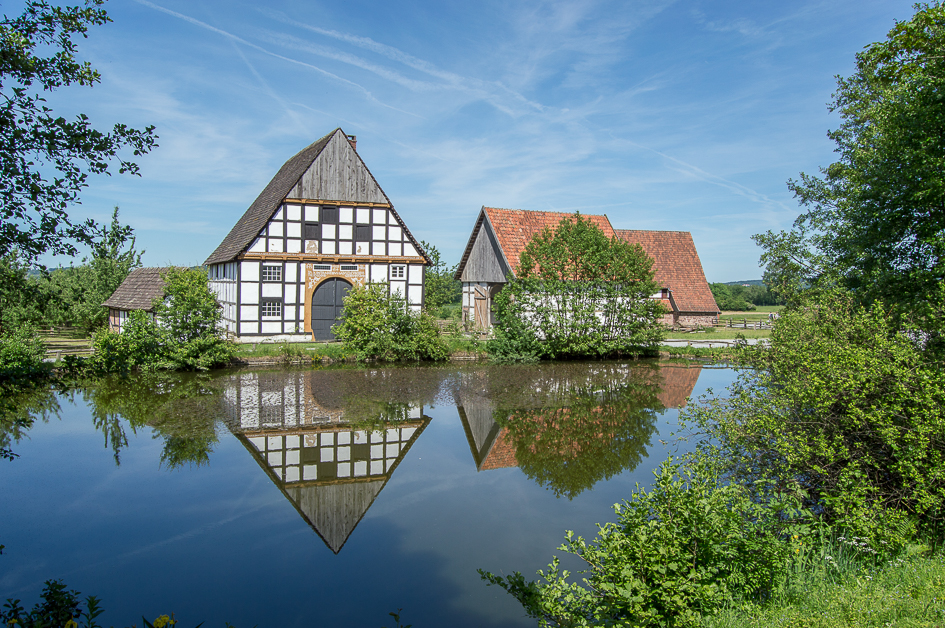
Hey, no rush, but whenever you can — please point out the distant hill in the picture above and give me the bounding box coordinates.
[718,279,764,286]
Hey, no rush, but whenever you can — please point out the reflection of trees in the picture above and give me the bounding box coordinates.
[455,362,665,499]
[79,373,226,468]
[0,382,61,460]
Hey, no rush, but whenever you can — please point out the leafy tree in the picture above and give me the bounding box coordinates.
[420,240,460,313]
[333,282,448,361]
[39,207,142,331]
[0,0,157,262]
[755,2,945,332]
[491,213,664,361]
[0,251,44,332]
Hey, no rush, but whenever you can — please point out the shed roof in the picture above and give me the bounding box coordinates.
[101,267,174,311]
[615,230,719,314]
[204,129,429,266]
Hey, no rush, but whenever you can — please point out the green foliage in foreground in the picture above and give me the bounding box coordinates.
[688,292,945,549]
[333,282,449,362]
[482,459,809,627]
[490,213,664,362]
[87,268,234,372]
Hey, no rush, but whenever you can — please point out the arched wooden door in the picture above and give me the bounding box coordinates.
[311,278,352,341]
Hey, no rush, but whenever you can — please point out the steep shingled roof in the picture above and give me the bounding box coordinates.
[454,207,616,279]
[615,230,719,314]
[101,267,174,311]
[205,130,337,265]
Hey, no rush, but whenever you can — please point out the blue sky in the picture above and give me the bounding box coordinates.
[43,0,914,281]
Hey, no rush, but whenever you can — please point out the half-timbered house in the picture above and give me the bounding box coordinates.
[204,129,429,341]
[454,207,719,330]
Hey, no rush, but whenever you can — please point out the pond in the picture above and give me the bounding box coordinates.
[1,361,736,627]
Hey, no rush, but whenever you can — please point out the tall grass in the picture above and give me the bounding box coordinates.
[706,537,945,628]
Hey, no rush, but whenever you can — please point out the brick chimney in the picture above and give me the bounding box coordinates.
[346,134,357,151]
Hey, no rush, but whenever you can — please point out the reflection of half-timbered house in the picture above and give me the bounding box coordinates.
[220,370,430,553]
[205,129,429,341]
[454,207,719,330]
[457,364,703,471]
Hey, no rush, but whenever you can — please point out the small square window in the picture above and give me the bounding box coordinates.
[262,264,282,282]
[261,300,282,317]
[390,265,406,279]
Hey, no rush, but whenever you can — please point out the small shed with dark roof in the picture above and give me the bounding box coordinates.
[102,267,173,332]
[454,207,719,329]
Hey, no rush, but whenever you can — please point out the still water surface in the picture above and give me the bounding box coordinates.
[1,361,735,627]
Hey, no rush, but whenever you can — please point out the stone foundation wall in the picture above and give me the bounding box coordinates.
[677,314,717,328]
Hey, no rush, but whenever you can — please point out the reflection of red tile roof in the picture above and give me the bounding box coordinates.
[615,230,719,314]
[480,427,518,470]
[484,207,615,275]
[656,365,703,409]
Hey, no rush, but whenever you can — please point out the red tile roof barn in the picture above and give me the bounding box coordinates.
[483,207,615,275]
[615,229,719,314]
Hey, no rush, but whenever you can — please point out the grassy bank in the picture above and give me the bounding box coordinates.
[707,550,945,628]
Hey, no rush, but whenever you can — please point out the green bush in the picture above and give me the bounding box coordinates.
[686,291,945,551]
[481,458,808,627]
[0,326,48,381]
[87,268,234,373]
[333,282,449,361]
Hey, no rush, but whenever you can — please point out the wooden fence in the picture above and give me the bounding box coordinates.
[36,327,94,359]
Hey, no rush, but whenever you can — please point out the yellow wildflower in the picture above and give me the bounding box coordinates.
[153,615,172,628]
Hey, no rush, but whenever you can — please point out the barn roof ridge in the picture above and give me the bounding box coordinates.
[102,266,181,311]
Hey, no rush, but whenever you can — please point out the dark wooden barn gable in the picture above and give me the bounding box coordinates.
[285,131,388,204]
[459,217,509,283]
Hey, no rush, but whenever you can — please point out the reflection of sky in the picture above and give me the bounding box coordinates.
[1,365,736,627]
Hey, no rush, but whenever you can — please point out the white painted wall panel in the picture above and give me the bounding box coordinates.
[304,205,318,221]
[269,221,284,237]
[285,264,297,283]
[357,208,370,224]
[285,286,297,304]
[339,225,352,239]
[408,285,423,305]
[372,242,386,256]
[372,225,385,240]
[242,262,259,281]
[242,284,259,304]
[390,281,406,297]
[388,242,402,257]
[248,238,265,253]
[240,305,258,320]
[389,226,402,241]
[286,239,301,253]
[273,207,284,221]
[389,213,397,225]
[339,241,352,254]
[268,239,283,253]
[286,204,302,220]
[373,209,387,224]
[404,243,417,257]
[322,240,336,254]
[261,322,281,334]
[408,264,423,283]
[371,264,387,282]
[322,224,336,239]
[240,322,258,334]
[262,283,282,298]
[340,207,353,223]
[286,222,301,238]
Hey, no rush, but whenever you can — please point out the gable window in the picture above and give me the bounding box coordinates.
[390,265,406,279]
[262,264,282,282]
[321,207,339,224]
[261,299,282,318]
[355,225,371,241]
[304,222,320,240]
